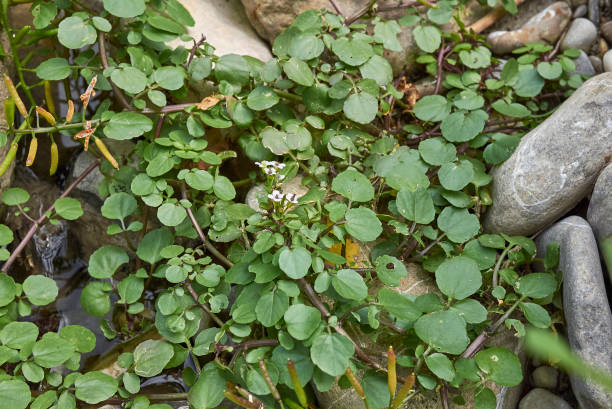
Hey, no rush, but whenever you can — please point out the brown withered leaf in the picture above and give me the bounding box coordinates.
[197,95,221,111]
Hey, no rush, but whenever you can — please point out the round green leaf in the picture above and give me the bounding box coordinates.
[375,255,407,286]
[450,298,488,324]
[75,371,119,404]
[33,333,75,367]
[437,207,480,243]
[104,112,153,140]
[413,25,441,53]
[284,304,321,340]
[60,325,96,353]
[345,207,382,242]
[483,133,520,165]
[157,203,187,227]
[0,274,17,307]
[36,58,71,80]
[137,228,174,264]
[441,110,487,142]
[332,38,373,66]
[435,256,482,300]
[23,362,45,383]
[425,353,455,382]
[331,169,374,202]
[255,289,289,327]
[332,269,368,301]
[54,197,83,220]
[215,54,250,86]
[396,187,435,224]
[189,364,225,409]
[284,57,315,86]
[89,245,129,279]
[414,310,469,355]
[0,380,31,409]
[101,192,138,221]
[514,273,557,299]
[103,0,145,17]
[418,137,456,165]
[57,16,96,49]
[81,281,111,316]
[413,95,451,122]
[111,66,147,94]
[154,66,185,90]
[378,287,422,322]
[438,160,474,191]
[23,275,58,306]
[134,339,175,377]
[475,347,523,386]
[213,175,236,200]
[2,188,29,206]
[453,90,485,110]
[0,321,39,348]
[536,61,562,80]
[343,92,378,124]
[360,55,393,85]
[247,86,280,111]
[310,333,354,376]
[185,170,214,191]
[288,33,324,60]
[279,247,312,279]
[92,16,112,32]
[0,224,13,246]
[491,100,530,118]
[462,239,497,270]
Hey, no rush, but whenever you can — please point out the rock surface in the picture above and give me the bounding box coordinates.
[604,50,612,72]
[536,216,612,409]
[486,2,571,55]
[587,163,612,274]
[589,55,603,72]
[518,388,573,409]
[531,365,559,390]
[573,4,587,17]
[602,21,612,44]
[572,50,596,75]
[560,18,598,52]
[484,72,612,235]
[167,0,272,61]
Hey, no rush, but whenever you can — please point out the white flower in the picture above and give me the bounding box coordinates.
[278,174,286,181]
[255,161,264,168]
[263,167,277,175]
[276,163,286,169]
[268,190,284,202]
[286,193,298,204]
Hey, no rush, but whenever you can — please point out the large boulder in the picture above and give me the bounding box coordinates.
[536,216,612,409]
[484,72,612,235]
[587,163,612,275]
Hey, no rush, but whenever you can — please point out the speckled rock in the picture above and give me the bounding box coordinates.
[587,163,612,275]
[484,73,612,235]
[604,50,612,72]
[167,0,272,61]
[572,50,596,75]
[560,18,598,52]
[518,388,573,409]
[536,216,612,409]
[486,2,572,55]
[531,366,559,390]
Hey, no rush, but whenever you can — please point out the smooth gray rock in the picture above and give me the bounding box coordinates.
[561,18,598,51]
[484,73,612,235]
[536,216,612,409]
[604,50,612,72]
[573,4,587,17]
[587,163,612,275]
[531,366,559,390]
[587,0,599,24]
[589,55,603,72]
[518,388,572,409]
[572,50,596,75]
[602,21,612,44]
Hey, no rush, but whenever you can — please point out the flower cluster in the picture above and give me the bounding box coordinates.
[255,160,286,177]
[267,189,298,204]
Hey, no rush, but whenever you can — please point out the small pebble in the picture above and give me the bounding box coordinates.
[561,18,598,51]
[589,55,603,72]
[532,366,559,390]
[602,21,612,44]
[573,4,587,18]
[519,388,573,409]
[588,0,599,24]
[572,50,596,75]
[604,50,612,72]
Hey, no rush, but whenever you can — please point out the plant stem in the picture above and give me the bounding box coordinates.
[215,339,280,352]
[407,232,447,261]
[1,161,100,274]
[492,245,511,288]
[185,279,224,327]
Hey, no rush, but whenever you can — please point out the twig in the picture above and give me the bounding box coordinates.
[181,184,234,268]
[98,33,133,111]
[188,34,206,65]
[467,0,526,34]
[328,0,344,16]
[544,24,570,62]
[406,232,447,261]
[154,114,165,139]
[186,279,224,327]
[215,339,279,352]
[441,384,450,409]
[298,278,331,318]
[434,45,452,95]
[1,161,100,273]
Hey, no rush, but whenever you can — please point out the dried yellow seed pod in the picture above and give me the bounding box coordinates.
[94,137,119,169]
[36,106,56,126]
[49,142,58,175]
[44,81,55,115]
[3,74,27,118]
[66,100,74,122]
[26,137,38,167]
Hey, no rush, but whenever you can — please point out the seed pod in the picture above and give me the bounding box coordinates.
[3,74,27,118]
[49,141,58,175]
[4,98,15,128]
[287,359,308,408]
[0,142,18,177]
[390,373,415,409]
[94,137,119,169]
[66,100,74,122]
[44,81,55,115]
[36,106,56,126]
[346,368,366,401]
[284,398,304,409]
[388,346,397,398]
[224,388,259,409]
[26,137,37,167]
[259,359,281,402]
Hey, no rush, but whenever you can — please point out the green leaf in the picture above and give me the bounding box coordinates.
[331,169,374,202]
[103,0,145,18]
[413,95,451,122]
[475,387,497,409]
[215,54,250,86]
[189,364,226,409]
[81,281,111,317]
[332,38,373,66]
[247,86,280,111]
[437,207,480,243]
[0,380,31,409]
[483,133,520,165]
[418,138,456,166]
[374,20,402,51]
[148,15,186,34]
[36,58,71,80]
[435,256,482,300]
[261,127,289,155]
[454,90,485,110]
[284,304,321,340]
[111,67,147,94]
[375,255,407,286]
[441,110,487,142]
[345,207,382,242]
[520,302,551,328]
[378,287,422,321]
[184,170,214,191]
[101,192,138,222]
[459,46,491,69]
[92,16,111,32]
[213,176,236,200]
[117,275,144,304]
[396,187,435,224]
[60,325,96,353]
[491,100,530,118]
[360,55,393,85]
[53,197,82,220]
[255,288,289,327]
[57,16,96,49]
[463,239,497,270]
[134,340,175,377]
[475,347,523,386]
[288,33,324,60]
[23,275,58,306]
[154,66,185,90]
[75,371,119,404]
[438,160,474,191]
[413,25,441,53]
[450,298,488,324]
[0,224,14,246]
[137,228,174,264]
[32,2,57,29]
[279,247,312,279]
[166,0,195,26]
[89,245,129,279]
[30,388,55,407]
[157,203,187,226]
[189,57,213,81]
[2,187,29,205]
[0,274,14,307]
[33,333,75,368]
[425,353,455,381]
[332,269,367,301]
[537,61,563,80]
[515,273,556,298]
[0,321,38,348]
[284,57,315,86]
[104,112,153,140]
[512,67,545,97]
[343,92,378,124]
[415,310,469,355]
[310,333,354,376]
